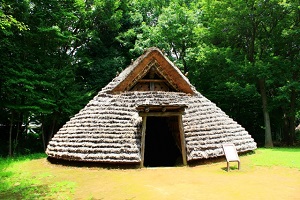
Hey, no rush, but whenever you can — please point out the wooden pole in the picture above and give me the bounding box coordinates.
[140,116,147,167]
[178,115,187,165]
[9,114,14,157]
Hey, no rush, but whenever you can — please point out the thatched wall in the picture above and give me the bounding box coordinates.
[46,91,256,163]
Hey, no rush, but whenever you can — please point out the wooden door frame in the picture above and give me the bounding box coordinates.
[139,112,187,167]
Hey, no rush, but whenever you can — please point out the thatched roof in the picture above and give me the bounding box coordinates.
[46,47,256,164]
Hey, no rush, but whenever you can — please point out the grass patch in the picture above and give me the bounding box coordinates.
[0,153,46,170]
[0,153,75,200]
[251,148,300,169]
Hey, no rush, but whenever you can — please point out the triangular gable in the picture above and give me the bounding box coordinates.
[128,60,177,92]
[112,48,194,94]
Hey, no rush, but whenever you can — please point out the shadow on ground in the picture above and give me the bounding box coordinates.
[47,157,140,170]
[47,150,256,170]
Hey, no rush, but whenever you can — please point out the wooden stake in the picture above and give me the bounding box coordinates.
[140,116,147,167]
[178,115,187,165]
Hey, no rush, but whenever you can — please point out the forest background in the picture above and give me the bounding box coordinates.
[0,0,299,157]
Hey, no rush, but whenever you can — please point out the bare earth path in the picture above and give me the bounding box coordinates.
[21,154,300,200]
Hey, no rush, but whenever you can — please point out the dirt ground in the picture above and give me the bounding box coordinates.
[20,155,300,200]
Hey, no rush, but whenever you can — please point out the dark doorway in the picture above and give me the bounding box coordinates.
[144,117,182,167]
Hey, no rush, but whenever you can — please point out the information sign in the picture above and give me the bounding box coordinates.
[222,144,240,171]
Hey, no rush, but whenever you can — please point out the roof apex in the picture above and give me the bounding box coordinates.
[110,47,194,94]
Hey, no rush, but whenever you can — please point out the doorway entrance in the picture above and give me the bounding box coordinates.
[137,105,187,167]
[144,117,182,167]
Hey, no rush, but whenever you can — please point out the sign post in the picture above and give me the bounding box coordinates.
[222,144,240,171]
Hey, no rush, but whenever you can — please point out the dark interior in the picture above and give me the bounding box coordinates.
[144,117,182,167]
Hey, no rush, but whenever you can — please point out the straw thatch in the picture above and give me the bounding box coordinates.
[46,47,256,164]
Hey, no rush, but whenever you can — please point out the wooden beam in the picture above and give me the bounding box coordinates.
[178,115,187,165]
[136,105,187,110]
[139,112,183,117]
[140,116,147,167]
[138,79,167,83]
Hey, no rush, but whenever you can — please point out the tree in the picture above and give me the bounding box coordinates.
[132,1,204,73]
[0,0,91,156]
[272,0,300,145]
[0,0,143,156]
[195,0,300,146]
[75,0,129,92]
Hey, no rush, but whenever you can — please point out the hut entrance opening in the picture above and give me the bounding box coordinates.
[144,116,181,167]
[137,105,187,167]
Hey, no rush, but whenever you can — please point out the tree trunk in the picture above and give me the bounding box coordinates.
[283,112,290,144]
[288,88,296,145]
[41,122,46,151]
[182,56,188,74]
[13,112,26,155]
[282,83,297,145]
[8,114,14,157]
[258,79,273,147]
[13,116,21,156]
[181,45,188,74]
[48,118,56,144]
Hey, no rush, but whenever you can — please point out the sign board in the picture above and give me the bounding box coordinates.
[222,144,240,171]
[222,144,239,162]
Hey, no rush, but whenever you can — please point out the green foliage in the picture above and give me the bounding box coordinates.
[192,0,300,145]
[0,1,28,36]
[0,0,123,156]
[132,1,205,72]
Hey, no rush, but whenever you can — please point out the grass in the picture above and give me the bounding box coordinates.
[0,153,76,200]
[0,148,299,199]
[250,148,300,169]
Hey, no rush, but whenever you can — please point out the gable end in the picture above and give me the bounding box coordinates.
[112,48,194,94]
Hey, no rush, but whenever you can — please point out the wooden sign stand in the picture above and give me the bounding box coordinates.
[222,144,240,171]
